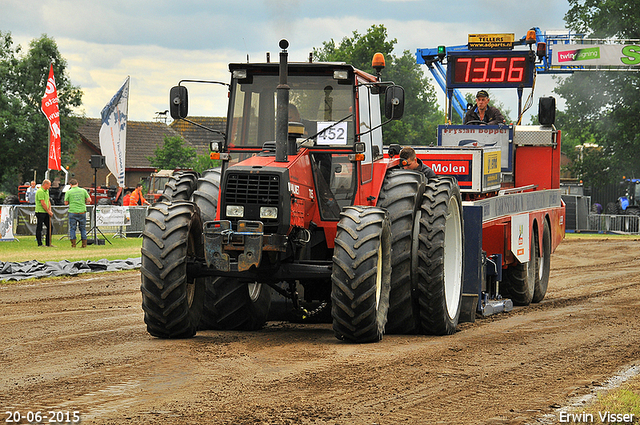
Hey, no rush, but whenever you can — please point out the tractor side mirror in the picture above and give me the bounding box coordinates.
[385,85,404,120]
[170,86,189,119]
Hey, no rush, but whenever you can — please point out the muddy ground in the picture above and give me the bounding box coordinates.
[1,238,639,424]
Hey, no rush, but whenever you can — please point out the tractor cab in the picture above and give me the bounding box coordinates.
[182,51,404,225]
[619,178,640,215]
[225,62,361,221]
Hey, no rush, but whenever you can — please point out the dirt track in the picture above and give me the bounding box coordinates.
[1,238,639,424]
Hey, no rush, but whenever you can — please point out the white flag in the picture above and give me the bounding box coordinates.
[99,76,129,188]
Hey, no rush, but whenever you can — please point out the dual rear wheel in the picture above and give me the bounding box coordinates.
[332,170,464,342]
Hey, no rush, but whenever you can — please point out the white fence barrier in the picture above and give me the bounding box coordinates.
[588,214,640,234]
[0,205,149,238]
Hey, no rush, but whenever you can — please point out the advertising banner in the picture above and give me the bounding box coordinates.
[468,33,514,50]
[438,125,513,171]
[553,44,640,67]
[41,64,61,171]
[14,206,72,236]
[96,206,131,227]
[0,206,15,241]
[99,77,129,188]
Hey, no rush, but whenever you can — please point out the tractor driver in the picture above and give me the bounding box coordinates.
[463,90,505,125]
[288,103,316,137]
[400,147,436,179]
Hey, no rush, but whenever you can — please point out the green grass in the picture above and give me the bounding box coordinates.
[579,378,640,423]
[565,232,640,240]
[0,235,142,263]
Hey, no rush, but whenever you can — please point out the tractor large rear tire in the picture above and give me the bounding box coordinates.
[199,278,271,331]
[160,171,199,202]
[502,230,537,306]
[191,168,221,223]
[140,201,205,338]
[3,195,18,205]
[415,177,464,335]
[331,206,392,343]
[376,169,426,334]
[532,220,551,303]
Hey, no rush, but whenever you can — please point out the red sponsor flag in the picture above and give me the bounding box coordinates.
[41,64,61,170]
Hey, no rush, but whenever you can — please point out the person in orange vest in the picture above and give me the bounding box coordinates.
[122,190,132,206]
[129,184,150,206]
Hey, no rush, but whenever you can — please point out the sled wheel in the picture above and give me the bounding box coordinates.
[532,220,551,303]
[502,228,536,306]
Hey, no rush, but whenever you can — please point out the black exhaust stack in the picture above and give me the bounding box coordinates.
[275,39,290,163]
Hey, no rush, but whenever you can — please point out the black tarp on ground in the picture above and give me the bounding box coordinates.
[0,258,141,282]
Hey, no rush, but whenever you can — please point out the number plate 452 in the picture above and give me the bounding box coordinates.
[317,122,347,145]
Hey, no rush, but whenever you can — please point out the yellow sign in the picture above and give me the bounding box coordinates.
[484,150,501,175]
[469,33,515,50]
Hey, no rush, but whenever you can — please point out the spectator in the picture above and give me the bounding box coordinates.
[64,179,91,248]
[122,190,132,207]
[26,181,37,204]
[35,179,54,247]
[129,183,150,206]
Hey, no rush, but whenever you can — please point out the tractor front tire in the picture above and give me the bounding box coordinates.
[140,201,204,338]
[160,171,199,202]
[376,169,426,334]
[199,278,271,331]
[191,168,221,224]
[415,177,464,335]
[331,206,392,343]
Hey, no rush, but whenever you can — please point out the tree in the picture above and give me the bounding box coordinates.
[313,25,443,146]
[191,155,220,174]
[148,135,197,170]
[0,32,83,193]
[555,0,640,187]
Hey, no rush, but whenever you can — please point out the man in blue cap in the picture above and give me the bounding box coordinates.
[463,90,505,125]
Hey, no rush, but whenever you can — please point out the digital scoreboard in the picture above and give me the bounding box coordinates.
[446,51,535,89]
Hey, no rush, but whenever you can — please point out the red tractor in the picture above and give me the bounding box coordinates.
[140,40,465,342]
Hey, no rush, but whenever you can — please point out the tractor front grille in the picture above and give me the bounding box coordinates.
[225,173,280,205]
[223,172,282,233]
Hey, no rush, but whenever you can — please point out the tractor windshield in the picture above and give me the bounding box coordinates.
[227,73,355,149]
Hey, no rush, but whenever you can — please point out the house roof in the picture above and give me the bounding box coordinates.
[77,118,184,169]
[170,116,226,155]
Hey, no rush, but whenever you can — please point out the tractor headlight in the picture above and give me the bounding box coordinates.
[226,205,244,218]
[260,206,278,219]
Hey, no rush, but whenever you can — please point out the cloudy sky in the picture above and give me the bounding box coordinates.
[2,0,571,123]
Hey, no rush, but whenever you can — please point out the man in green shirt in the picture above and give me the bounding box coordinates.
[64,179,91,248]
[35,179,53,247]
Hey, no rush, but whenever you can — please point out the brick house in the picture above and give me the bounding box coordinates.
[169,116,226,155]
[72,117,227,192]
[74,118,185,188]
